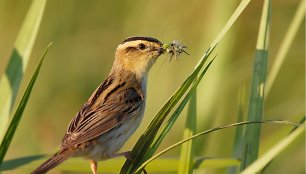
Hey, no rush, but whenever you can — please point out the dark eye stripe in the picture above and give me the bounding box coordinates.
[125,46,138,52]
[122,36,162,45]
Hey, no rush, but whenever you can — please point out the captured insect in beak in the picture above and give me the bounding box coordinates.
[163,40,189,61]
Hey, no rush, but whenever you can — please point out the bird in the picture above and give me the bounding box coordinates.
[32,36,166,174]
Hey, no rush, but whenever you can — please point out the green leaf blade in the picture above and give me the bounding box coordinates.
[135,120,300,172]
[0,0,47,140]
[120,47,215,174]
[0,156,239,173]
[240,0,271,170]
[178,89,197,174]
[121,0,254,172]
[0,43,51,165]
[265,0,305,96]
[228,86,246,174]
[240,124,304,174]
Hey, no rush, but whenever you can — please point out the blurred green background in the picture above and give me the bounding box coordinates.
[0,0,304,173]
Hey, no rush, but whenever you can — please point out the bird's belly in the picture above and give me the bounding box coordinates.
[77,111,144,161]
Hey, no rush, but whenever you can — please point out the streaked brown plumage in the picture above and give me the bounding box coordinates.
[32,36,164,174]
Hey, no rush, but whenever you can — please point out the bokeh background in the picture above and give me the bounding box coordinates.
[0,0,304,173]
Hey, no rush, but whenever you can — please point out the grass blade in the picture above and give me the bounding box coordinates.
[145,59,214,159]
[178,88,197,174]
[120,47,215,173]
[0,156,238,173]
[193,157,239,170]
[0,0,47,140]
[227,86,246,174]
[1,158,179,173]
[240,124,304,174]
[240,0,271,170]
[0,155,45,171]
[121,0,254,173]
[134,120,300,172]
[1,120,297,173]
[0,44,51,165]
[265,0,305,95]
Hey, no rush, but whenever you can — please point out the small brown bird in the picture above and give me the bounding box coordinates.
[32,36,165,174]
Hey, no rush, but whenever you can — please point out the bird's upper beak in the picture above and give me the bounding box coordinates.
[150,43,166,56]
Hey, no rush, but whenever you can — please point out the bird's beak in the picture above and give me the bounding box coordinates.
[158,46,165,55]
[151,44,166,56]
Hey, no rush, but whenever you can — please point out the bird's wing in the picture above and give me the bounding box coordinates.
[61,78,144,149]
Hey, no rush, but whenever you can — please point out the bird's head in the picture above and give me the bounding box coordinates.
[113,36,164,78]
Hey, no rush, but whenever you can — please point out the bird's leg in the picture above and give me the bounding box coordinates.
[90,160,98,174]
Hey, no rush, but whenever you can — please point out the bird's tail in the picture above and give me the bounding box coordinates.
[31,149,74,174]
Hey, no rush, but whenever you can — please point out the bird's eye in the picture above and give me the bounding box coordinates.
[138,43,146,50]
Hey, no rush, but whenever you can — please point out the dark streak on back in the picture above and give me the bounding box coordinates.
[90,75,114,105]
[103,82,126,103]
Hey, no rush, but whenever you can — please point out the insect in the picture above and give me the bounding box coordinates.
[163,40,189,61]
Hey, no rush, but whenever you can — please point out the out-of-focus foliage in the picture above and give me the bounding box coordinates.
[0,0,304,173]
[0,0,47,141]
